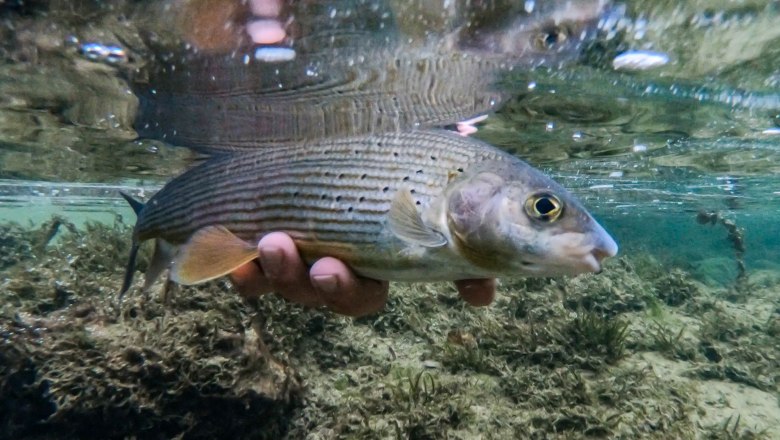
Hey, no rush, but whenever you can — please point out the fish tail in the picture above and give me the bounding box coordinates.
[118,191,145,300]
[119,242,140,300]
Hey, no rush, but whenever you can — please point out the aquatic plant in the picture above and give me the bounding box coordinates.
[4,216,778,438]
[701,414,771,440]
[764,315,780,338]
[654,268,701,306]
[645,295,665,319]
[0,218,301,438]
[699,309,752,343]
[0,217,75,270]
[649,321,691,360]
[441,339,485,371]
[389,369,439,410]
[563,310,630,365]
[561,259,654,315]
[696,210,748,294]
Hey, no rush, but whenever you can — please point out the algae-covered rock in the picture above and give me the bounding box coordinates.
[0,219,301,439]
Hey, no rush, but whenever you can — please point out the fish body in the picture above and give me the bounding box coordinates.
[121,129,617,293]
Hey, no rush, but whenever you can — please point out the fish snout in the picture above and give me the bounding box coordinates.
[588,230,619,272]
[593,237,618,261]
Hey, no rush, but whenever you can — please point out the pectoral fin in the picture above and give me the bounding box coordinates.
[388,189,447,247]
[171,225,258,285]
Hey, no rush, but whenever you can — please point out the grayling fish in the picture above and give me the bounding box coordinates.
[120,129,617,294]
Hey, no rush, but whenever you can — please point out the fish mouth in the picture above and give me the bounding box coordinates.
[558,249,607,275]
[535,241,618,276]
[581,232,619,273]
[581,252,603,274]
[534,228,618,276]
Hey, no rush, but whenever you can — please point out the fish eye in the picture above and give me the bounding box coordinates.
[524,193,563,222]
[534,24,569,50]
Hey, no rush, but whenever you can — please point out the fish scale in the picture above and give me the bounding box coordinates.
[136,130,508,244]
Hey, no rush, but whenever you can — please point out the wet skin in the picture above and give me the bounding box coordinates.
[229,232,496,317]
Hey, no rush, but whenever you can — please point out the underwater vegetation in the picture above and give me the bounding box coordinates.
[696,210,748,294]
[1,217,778,439]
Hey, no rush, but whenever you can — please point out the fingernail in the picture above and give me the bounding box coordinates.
[312,274,339,295]
[259,246,284,279]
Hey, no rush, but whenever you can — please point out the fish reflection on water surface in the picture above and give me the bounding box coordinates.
[120,130,617,295]
[133,0,609,151]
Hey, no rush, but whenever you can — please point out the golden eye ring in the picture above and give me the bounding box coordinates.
[525,193,563,222]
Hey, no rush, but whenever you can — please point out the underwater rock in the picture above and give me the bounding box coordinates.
[0,220,302,439]
[653,268,701,307]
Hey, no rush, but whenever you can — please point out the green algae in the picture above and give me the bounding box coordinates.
[1,217,299,439]
[1,217,778,439]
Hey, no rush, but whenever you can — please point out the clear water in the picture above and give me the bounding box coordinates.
[2,1,780,437]
[3,0,777,284]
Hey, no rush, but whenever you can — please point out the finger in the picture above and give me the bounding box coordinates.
[258,232,322,307]
[247,19,286,45]
[310,257,389,317]
[229,260,272,298]
[455,279,496,307]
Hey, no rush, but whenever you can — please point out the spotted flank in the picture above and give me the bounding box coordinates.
[120,129,617,295]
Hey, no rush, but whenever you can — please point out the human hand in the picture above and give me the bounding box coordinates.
[229,232,496,317]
